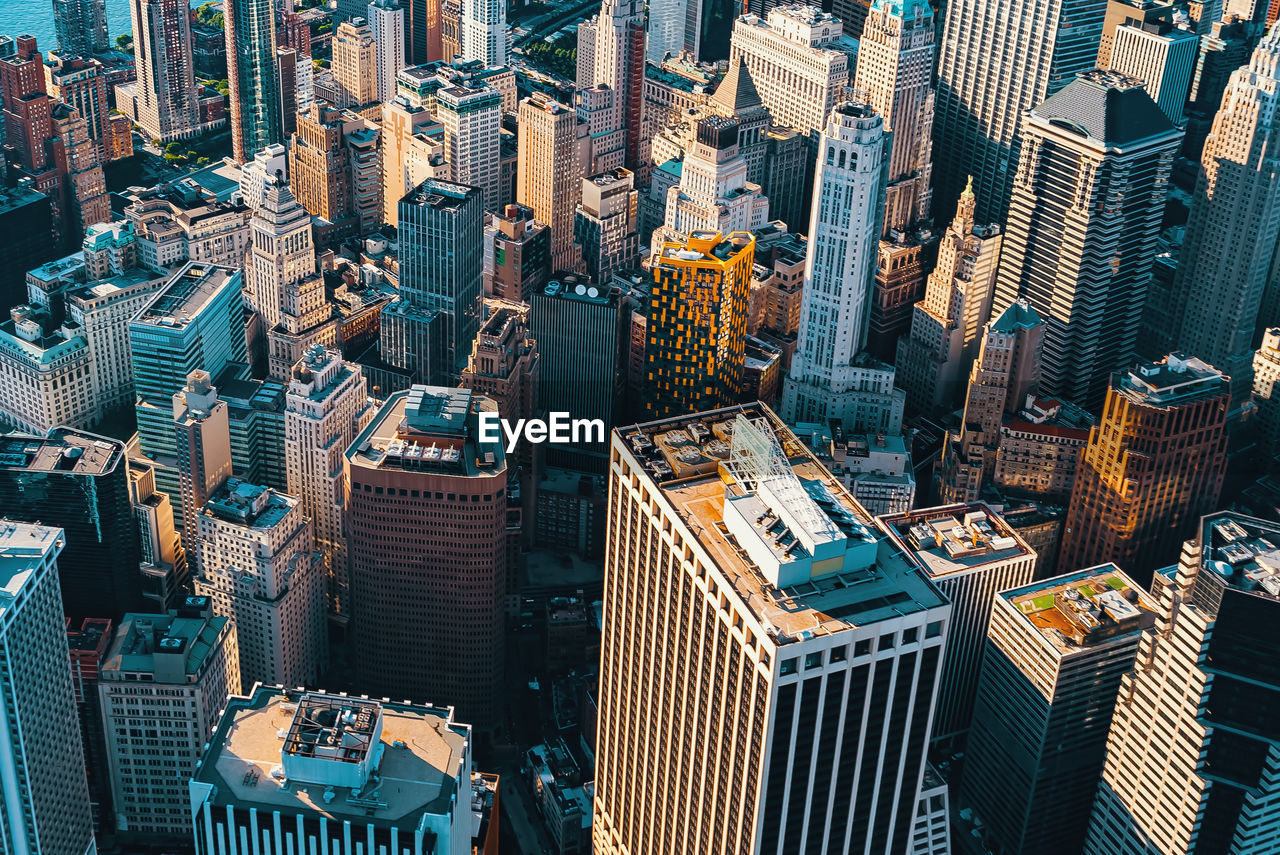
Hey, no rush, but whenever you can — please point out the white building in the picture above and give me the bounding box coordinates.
[189,688,497,855]
[237,143,289,214]
[0,303,95,434]
[911,765,952,855]
[460,0,507,68]
[285,345,374,620]
[173,369,233,557]
[791,423,917,514]
[367,0,406,104]
[99,601,240,836]
[729,6,854,136]
[439,84,503,212]
[194,478,327,690]
[0,522,97,855]
[661,116,770,242]
[1110,20,1199,122]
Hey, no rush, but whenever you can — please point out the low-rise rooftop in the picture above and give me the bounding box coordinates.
[878,504,1032,579]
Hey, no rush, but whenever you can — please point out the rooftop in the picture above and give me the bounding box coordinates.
[878,505,1032,578]
[616,404,945,642]
[1002,565,1156,654]
[194,687,471,831]
[134,263,240,327]
[201,478,297,529]
[658,230,754,266]
[102,603,227,679]
[347,386,505,477]
[400,179,481,212]
[1033,69,1178,146]
[1115,352,1227,406]
[1197,514,1280,601]
[0,522,60,620]
[539,272,611,303]
[0,427,125,476]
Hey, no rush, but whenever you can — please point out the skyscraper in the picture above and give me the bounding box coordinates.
[438,83,502,212]
[459,0,506,67]
[1167,26,1280,397]
[575,168,639,282]
[484,203,551,301]
[661,116,770,241]
[990,71,1181,408]
[367,0,406,103]
[781,103,895,432]
[1109,18,1199,122]
[284,345,374,619]
[288,103,383,242]
[118,0,201,141]
[332,18,378,109]
[961,565,1157,855]
[593,0,645,168]
[1059,354,1229,586]
[518,92,586,271]
[593,405,951,854]
[895,180,1003,413]
[0,522,97,855]
[933,0,1108,223]
[172,370,233,557]
[1084,512,1280,855]
[1097,0,1174,68]
[644,230,755,419]
[53,0,109,56]
[225,0,283,162]
[344,386,508,727]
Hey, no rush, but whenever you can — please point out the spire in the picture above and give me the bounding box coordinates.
[954,177,977,233]
[709,55,764,116]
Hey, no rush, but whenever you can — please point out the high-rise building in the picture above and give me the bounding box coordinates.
[729,6,854,136]
[194,478,327,689]
[459,0,506,67]
[1254,327,1280,466]
[644,230,755,419]
[662,116,770,241]
[895,180,1003,413]
[68,616,115,836]
[1166,27,1280,398]
[937,300,1044,504]
[44,55,115,161]
[0,36,53,174]
[782,103,899,433]
[190,688,498,855]
[1083,512,1280,855]
[51,102,111,238]
[439,83,502,212]
[518,92,586,271]
[117,0,202,141]
[1183,17,1251,159]
[1109,19,1199,122]
[128,459,190,612]
[576,168,639,282]
[405,0,444,63]
[961,565,1157,855]
[289,103,383,242]
[344,386,508,727]
[592,0,645,168]
[1097,0,1173,68]
[1059,354,1228,586]
[99,600,240,836]
[332,17,378,109]
[368,0,406,103]
[878,504,1037,746]
[933,0,1108,224]
[285,344,374,619]
[483,203,551,301]
[0,522,97,855]
[53,0,109,55]
[440,0,461,60]
[990,71,1181,409]
[593,404,952,854]
[380,97,438,226]
[0,428,144,622]
[225,0,284,163]
[172,369,233,557]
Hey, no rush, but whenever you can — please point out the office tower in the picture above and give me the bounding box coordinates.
[938,300,1044,504]
[895,181,1003,413]
[289,103,383,241]
[0,428,144,622]
[393,179,484,382]
[44,55,113,160]
[404,0,443,63]
[1084,513,1280,855]
[759,127,808,231]
[276,48,300,136]
[462,306,539,429]
[934,0,1108,224]
[337,0,371,19]
[1167,28,1280,398]
[285,345,373,619]
[368,0,405,103]
[593,0,645,168]
[594,405,952,855]
[100,601,240,836]
[128,460,189,611]
[52,103,110,238]
[0,523,97,855]
[53,0,109,55]
[117,0,201,141]
[484,203,551,301]
[345,386,507,727]
[1183,17,1251,159]
[530,276,629,468]
[518,92,585,270]
[878,505,1037,746]
[190,688,497,855]
[194,478,326,689]
[730,6,853,135]
[172,370,234,557]
[991,397,1094,501]
[440,0,460,60]
[575,84,626,177]
[380,98,437,226]
[576,168,639,283]
[460,0,506,67]
[854,0,935,233]
[991,71,1181,409]
[0,185,55,308]
[68,617,114,836]
[662,116,770,241]
[1098,0,1174,67]
[1109,20,1199,122]
[439,84,502,212]
[579,16,598,85]
[703,56,769,181]
[645,230,754,418]
[225,0,283,162]
[1059,354,1228,584]
[333,18,378,109]
[781,103,896,432]
[961,565,1156,855]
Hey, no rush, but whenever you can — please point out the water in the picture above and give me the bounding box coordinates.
[0,0,204,54]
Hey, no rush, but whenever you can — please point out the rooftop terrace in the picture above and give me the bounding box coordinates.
[1003,565,1155,653]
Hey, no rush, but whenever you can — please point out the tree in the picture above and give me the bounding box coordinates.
[115,34,133,52]
[165,141,181,154]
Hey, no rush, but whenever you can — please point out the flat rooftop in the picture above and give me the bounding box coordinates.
[102,607,225,678]
[878,504,1032,579]
[1116,352,1226,406]
[201,478,296,529]
[134,263,240,326]
[0,522,60,619]
[1003,565,1156,654]
[401,179,480,212]
[346,387,505,477]
[616,404,946,641]
[195,687,468,829]
[1198,514,1280,601]
[0,427,124,476]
